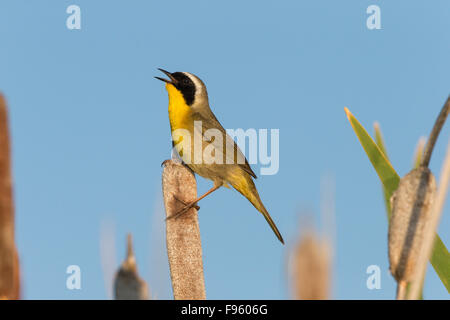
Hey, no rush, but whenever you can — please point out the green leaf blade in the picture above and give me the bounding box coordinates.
[374,122,392,219]
[431,236,450,290]
[345,108,400,210]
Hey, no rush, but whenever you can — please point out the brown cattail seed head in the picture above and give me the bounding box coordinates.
[162,160,206,300]
[293,232,331,300]
[389,167,436,282]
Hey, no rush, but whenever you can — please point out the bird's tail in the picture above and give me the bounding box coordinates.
[230,175,284,244]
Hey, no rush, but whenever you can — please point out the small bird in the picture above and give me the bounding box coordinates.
[156,69,284,244]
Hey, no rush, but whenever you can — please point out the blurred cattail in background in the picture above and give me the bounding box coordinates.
[289,177,335,300]
[114,234,149,300]
[0,93,20,300]
[291,230,332,300]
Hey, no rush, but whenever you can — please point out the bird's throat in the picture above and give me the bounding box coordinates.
[166,83,194,133]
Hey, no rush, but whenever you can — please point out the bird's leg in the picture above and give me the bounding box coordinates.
[173,195,200,211]
[166,185,221,220]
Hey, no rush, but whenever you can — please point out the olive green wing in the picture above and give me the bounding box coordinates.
[198,110,257,179]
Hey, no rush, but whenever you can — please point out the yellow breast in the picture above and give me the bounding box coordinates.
[166,83,193,132]
[166,83,195,161]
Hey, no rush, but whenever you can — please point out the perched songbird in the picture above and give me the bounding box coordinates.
[156,69,284,244]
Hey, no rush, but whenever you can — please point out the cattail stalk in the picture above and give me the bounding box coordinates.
[421,96,450,167]
[162,159,206,300]
[0,93,20,299]
[408,141,450,299]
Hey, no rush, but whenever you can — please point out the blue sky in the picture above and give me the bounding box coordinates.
[0,1,449,299]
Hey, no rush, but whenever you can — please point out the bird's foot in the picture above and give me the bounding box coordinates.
[166,196,200,220]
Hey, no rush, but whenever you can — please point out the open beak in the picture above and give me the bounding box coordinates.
[155,68,178,85]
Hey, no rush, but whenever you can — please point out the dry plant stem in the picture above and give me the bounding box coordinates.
[421,96,450,167]
[0,94,19,299]
[413,137,426,169]
[162,160,206,300]
[408,141,450,299]
[114,234,149,300]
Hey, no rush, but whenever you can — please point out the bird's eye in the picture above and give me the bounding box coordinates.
[183,79,190,85]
